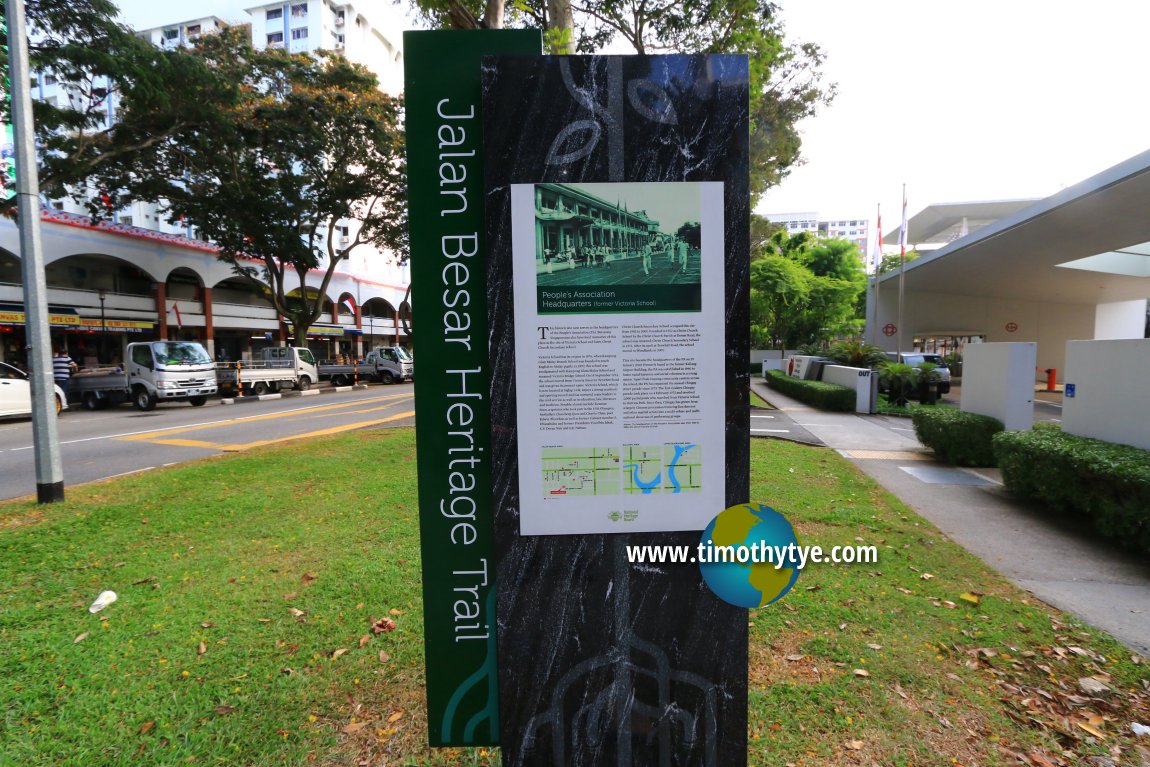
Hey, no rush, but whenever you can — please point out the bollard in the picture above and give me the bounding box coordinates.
[235,361,243,397]
[1045,368,1057,391]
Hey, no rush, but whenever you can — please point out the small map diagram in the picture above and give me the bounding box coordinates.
[542,447,622,497]
[542,443,701,498]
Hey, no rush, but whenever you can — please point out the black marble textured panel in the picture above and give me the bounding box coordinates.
[484,55,750,767]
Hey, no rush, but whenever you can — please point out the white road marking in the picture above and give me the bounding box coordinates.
[2,393,407,451]
[106,467,155,479]
[752,429,791,434]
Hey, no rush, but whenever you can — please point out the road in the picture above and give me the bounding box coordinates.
[0,384,415,502]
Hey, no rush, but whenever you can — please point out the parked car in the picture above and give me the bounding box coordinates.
[0,361,68,418]
[883,352,952,394]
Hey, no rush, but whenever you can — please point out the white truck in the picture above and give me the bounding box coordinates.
[318,345,413,386]
[70,341,218,411]
[216,346,319,396]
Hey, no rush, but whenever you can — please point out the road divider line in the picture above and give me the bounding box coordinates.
[116,394,413,442]
[218,410,415,452]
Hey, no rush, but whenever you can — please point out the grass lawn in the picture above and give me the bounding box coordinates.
[750,388,773,409]
[1,428,1147,766]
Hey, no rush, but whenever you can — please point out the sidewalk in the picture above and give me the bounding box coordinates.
[751,378,1150,656]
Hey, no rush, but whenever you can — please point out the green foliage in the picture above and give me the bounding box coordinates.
[93,29,407,343]
[993,428,1150,555]
[826,339,888,369]
[750,230,867,348]
[879,362,917,407]
[878,249,922,275]
[407,0,834,205]
[750,254,810,348]
[1,0,228,209]
[763,368,855,411]
[911,408,1004,467]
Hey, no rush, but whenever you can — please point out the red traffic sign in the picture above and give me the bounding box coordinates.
[882,323,897,337]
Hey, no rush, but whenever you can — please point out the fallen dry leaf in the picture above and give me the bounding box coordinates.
[784,654,805,662]
[389,608,401,616]
[139,721,155,735]
[283,593,298,601]
[387,711,404,723]
[358,635,371,648]
[845,739,864,751]
[343,721,369,734]
[1075,720,1105,739]
[201,622,216,629]
[300,573,316,586]
[214,705,236,716]
[197,641,207,656]
[372,617,396,634]
[378,651,390,663]
[74,632,89,644]
[920,573,934,580]
[959,592,982,606]
[288,608,305,618]
[940,600,958,609]
[853,669,871,678]
[866,643,882,651]
[331,648,348,660]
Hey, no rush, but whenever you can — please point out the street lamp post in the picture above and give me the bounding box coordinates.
[98,289,107,364]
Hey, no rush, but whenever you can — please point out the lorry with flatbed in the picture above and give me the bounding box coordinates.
[216,346,319,396]
[70,341,218,411]
[318,345,413,386]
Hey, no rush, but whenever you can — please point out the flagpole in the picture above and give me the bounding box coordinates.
[897,184,907,354]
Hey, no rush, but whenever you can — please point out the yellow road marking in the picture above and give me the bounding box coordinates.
[219,411,415,452]
[125,411,416,452]
[117,394,412,442]
[144,439,223,449]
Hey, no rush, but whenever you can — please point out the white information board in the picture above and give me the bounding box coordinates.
[510,181,727,536]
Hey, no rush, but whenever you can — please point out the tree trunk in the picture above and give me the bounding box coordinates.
[547,0,575,53]
[484,0,505,28]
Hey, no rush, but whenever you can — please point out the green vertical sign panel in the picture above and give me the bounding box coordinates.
[405,29,541,748]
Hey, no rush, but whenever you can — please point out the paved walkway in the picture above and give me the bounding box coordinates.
[751,378,1150,656]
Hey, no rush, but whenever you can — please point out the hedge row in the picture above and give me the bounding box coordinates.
[763,369,855,412]
[993,427,1150,555]
[911,407,1004,467]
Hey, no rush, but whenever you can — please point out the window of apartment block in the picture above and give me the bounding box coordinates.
[185,24,201,38]
[267,32,284,45]
[291,27,308,39]
[267,7,283,20]
[163,28,178,41]
[119,216,133,226]
[291,3,307,18]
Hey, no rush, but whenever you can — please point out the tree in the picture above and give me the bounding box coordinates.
[0,0,229,211]
[878,249,921,275]
[750,230,866,348]
[676,221,701,249]
[405,0,833,204]
[749,253,808,348]
[750,213,784,256]
[93,29,407,343]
